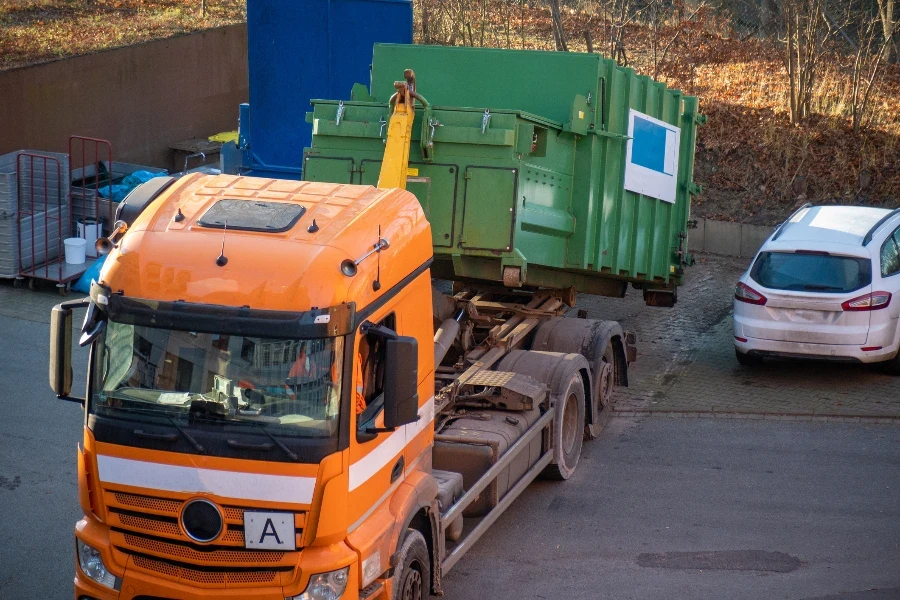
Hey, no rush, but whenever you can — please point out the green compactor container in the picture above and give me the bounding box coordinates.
[303,44,703,304]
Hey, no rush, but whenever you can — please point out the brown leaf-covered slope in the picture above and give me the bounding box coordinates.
[3,1,897,225]
[416,1,900,225]
[0,0,245,71]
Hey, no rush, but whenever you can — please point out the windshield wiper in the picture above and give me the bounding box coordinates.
[168,417,205,454]
[188,400,299,462]
[98,402,206,453]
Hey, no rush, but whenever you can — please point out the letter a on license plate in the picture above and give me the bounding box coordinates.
[244,512,296,550]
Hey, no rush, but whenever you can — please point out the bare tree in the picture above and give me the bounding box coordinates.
[547,0,569,51]
[875,0,896,63]
[778,0,832,124]
[849,8,894,131]
[647,0,708,79]
[602,0,635,65]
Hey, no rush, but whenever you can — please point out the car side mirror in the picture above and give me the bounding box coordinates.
[382,335,419,429]
[49,300,88,404]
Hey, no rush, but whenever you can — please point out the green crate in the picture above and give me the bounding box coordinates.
[303,44,702,296]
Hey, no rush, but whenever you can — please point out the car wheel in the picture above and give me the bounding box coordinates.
[735,349,762,366]
[880,351,900,375]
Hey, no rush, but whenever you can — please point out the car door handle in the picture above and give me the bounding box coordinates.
[390,456,405,483]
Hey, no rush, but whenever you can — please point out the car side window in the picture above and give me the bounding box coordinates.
[881,229,900,277]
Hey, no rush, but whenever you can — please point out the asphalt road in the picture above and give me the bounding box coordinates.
[1,312,899,599]
[0,313,87,597]
[440,416,900,600]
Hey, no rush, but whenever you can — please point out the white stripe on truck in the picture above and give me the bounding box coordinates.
[96,397,436,502]
[96,455,317,504]
[348,397,435,491]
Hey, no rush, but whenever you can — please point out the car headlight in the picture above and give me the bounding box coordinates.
[76,538,120,590]
[288,567,350,600]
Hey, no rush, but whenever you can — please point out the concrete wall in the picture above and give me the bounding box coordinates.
[688,217,775,258]
[0,24,248,170]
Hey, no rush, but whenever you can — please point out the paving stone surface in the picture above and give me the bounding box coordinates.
[571,253,900,419]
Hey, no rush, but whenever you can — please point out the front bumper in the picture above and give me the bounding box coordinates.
[74,518,359,600]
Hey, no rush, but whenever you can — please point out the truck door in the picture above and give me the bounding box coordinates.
[459,166,517,251]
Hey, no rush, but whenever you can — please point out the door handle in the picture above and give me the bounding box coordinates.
[390,456,405,483]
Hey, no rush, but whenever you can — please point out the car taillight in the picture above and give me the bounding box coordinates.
[841,291,892,311]
[735,282,767,305]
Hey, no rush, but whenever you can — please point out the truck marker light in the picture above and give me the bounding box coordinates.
[362,550,382,587]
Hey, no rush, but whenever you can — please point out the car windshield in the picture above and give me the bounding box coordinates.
[91,320,343,438]
[750,251,871,293]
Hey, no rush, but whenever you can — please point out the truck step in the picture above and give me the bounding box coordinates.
[359,580,386,600]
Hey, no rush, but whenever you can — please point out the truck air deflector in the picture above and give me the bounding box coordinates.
[198,199,307,233]
[104,294,355,338]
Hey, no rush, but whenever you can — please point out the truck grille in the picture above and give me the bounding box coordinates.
[104,490,304,587]
[131,554,280,586]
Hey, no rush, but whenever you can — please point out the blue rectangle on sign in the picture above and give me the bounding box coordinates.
[632,116,672,175]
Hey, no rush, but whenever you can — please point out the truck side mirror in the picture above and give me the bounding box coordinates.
[382,335,419,429]
[49,300,88,404]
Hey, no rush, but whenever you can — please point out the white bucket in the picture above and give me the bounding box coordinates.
[77,218,102,258]
[64,238,87,265]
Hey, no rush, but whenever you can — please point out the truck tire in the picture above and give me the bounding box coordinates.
[391,529,430,600]
[496,350,589,480]
[532,317,623,439]
[543,372,586,480]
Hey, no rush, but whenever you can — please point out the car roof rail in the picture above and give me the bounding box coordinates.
[862,208,900,246]
[771,202,812,241]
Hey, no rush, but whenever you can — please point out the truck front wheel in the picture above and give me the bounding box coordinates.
[392,529,431,600]
[543,373,586,480]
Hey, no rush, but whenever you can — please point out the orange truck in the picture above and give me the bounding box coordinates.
[49,74,636,600]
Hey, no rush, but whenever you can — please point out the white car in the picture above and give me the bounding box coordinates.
[733,205,900,371]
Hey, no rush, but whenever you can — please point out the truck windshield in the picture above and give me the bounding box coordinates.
[91,320,343,440]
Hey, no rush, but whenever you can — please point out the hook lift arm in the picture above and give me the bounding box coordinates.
[377,69,429,189]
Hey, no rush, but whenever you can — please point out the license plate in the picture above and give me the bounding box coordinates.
[244,511,296,550]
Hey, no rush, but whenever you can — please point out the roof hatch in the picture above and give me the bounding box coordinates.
[198,199,306,233]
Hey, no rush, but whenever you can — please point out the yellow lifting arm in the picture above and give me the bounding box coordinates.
[377,70,419,190]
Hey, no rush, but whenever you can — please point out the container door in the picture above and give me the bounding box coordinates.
[360,161,458,249]
[460,167,517,252]
[303,157,354,183]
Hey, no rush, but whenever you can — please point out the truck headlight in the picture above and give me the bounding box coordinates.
[76,539,120,590]
[288,567,349,600]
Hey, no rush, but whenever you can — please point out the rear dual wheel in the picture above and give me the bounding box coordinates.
[544,372,586,481]
[585,342,616,440]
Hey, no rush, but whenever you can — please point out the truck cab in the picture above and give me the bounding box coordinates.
[53,175,440,599]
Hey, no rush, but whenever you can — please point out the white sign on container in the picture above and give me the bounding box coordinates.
[624,109,680,204]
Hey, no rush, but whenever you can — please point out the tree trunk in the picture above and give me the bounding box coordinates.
[876,0,896,63]
[547,0,568,51]
[785,0,798,123]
